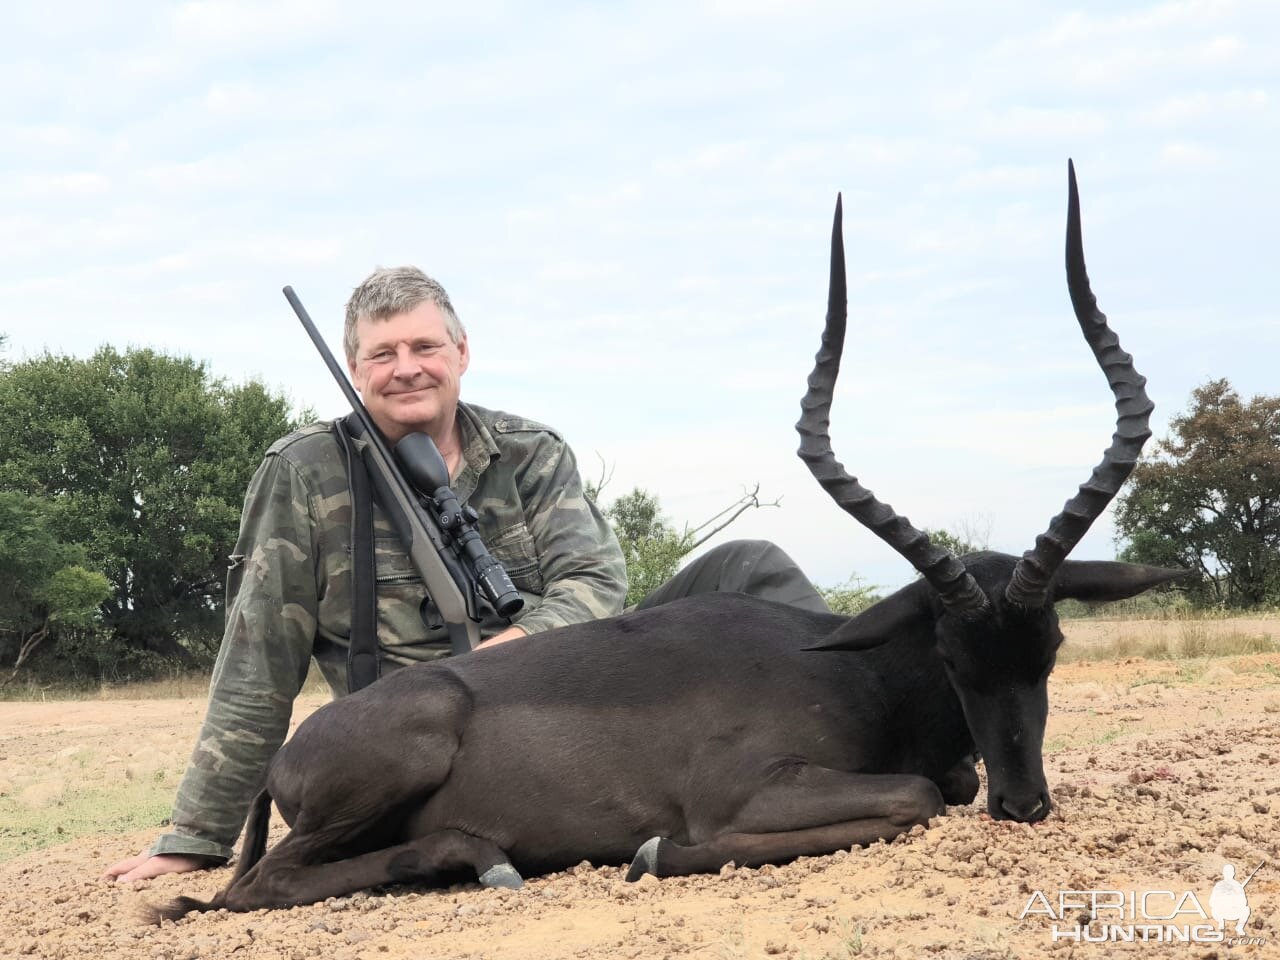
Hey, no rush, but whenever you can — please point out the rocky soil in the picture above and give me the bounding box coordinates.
[2,643,1278,959]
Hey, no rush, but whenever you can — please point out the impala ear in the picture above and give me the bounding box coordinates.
[805,582,933,651]
[1052,560,1191,603]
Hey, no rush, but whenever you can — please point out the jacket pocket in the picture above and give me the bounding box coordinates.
[374,536,419,584]
[372,537,430,646]
[486,521,543,594]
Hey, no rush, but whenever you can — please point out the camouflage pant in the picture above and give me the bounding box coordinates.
[636,539,830,613]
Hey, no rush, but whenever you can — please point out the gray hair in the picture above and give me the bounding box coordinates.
[343,266,465,361]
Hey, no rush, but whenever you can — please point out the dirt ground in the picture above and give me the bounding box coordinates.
[2,621,1278,960]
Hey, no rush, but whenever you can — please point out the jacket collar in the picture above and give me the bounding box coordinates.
[452,401,502,503]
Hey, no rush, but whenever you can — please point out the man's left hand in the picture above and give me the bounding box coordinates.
[480,625,528,647]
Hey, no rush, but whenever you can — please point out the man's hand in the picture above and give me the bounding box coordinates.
[479,625,528,647]
[103,850,212,883]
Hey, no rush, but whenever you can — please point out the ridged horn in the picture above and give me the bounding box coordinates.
[1005,160,1155,608]
[797,195,989,620]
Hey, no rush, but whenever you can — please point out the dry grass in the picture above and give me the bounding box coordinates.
[0,774,176,863]
[1058,596,1280,621]
[0,664,333,861]
[1058,613,1280,663]
[0,662,332,703]
[7,620,1278,698]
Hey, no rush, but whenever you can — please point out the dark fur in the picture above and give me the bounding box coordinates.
[148,554,1181,920]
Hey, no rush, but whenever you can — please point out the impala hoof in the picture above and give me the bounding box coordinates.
[479,863,523,889]
[626,836,667,882]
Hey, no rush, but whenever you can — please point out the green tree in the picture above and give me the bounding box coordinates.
[816,574,882,616]
[1115,379,1280,607]
[606,489,696,606]
[0,347,307,671]
[0,492,111,686]
[922,517,991,560]
[597,482,780,607]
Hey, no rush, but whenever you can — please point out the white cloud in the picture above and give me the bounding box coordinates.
[169,0,343,47]
[699,0,829,19]
[952,165,1054,192]
[12,172,109,199]
[237,236,346,266]
[1145,88,1269,124]
[980,108,1108,141]
[1039,0,1239,45]
[991,0,1266,94]
[1158,140,1222,169]
[1202,33,1246,62]
[7,123,83,148]
[204,82,265,114]
[654,141,757,177]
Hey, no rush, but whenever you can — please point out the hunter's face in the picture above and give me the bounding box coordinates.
[347,302,469,444]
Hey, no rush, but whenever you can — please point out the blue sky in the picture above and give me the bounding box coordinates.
[3,1,1277,592]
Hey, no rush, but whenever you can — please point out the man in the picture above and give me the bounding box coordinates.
[107,267,826,883]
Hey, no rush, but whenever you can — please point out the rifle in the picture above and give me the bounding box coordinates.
[284,287,523,660]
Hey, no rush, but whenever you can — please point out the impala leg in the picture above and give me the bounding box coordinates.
[628,767,942,881]
[218,828,520,912]
[935,753,980,806]
[728,767,943,833]
[628,818,922,879]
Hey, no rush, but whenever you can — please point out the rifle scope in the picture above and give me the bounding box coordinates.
[395,434,525,619]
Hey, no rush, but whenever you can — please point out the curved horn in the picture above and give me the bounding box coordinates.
[797,195,989,620]
[1005,160,1155,608]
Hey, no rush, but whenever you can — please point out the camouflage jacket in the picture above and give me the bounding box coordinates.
[150,402,626,860]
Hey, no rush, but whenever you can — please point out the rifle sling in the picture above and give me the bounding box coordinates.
[335,417,381,693]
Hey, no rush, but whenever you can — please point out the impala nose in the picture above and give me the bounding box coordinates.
[998,792,1051,822]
